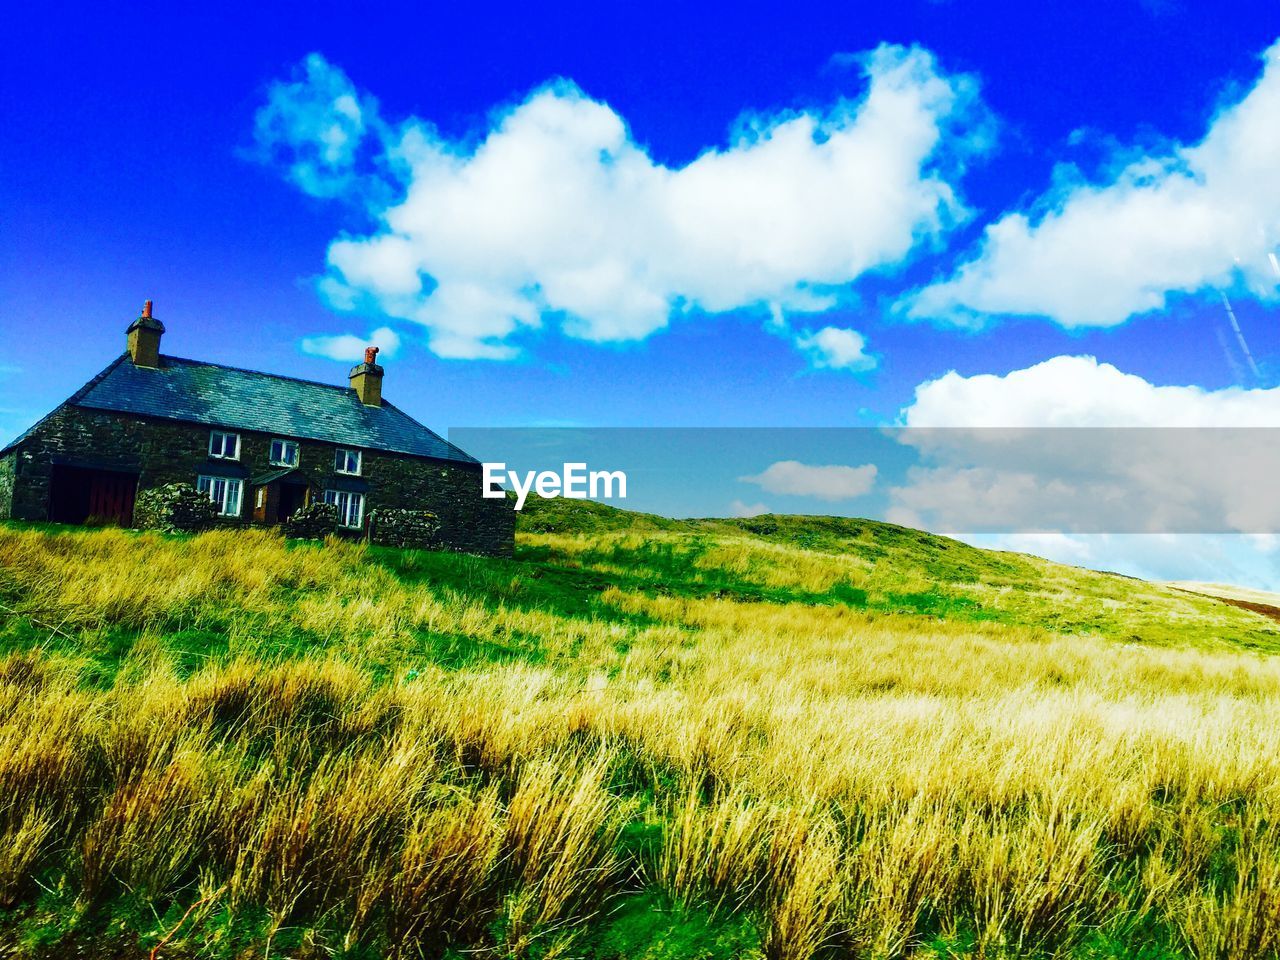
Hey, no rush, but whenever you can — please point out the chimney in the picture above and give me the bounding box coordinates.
[126,299,165,368]
[349,345,384,406]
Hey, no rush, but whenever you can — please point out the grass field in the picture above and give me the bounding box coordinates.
[1,500,1279,958]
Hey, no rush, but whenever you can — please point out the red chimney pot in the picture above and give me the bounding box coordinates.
[142,300,153,319]
[364,345,380,364]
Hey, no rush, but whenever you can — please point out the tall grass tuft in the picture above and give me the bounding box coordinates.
[1,522,1280,956]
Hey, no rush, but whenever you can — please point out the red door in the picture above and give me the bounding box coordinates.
[86,472,137,525]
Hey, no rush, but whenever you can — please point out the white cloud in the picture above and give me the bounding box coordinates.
[888,357,1280,534]
[729,499,771,518]
[905,39,1280,328]
[300,326,401,362]
[256,48,987,360]
[887,463,1151,533]
[902,354,1280,427]
[254,53,379,199]
[1246,533,1280,554]
[794,326,877,371]
[740,460,877,501]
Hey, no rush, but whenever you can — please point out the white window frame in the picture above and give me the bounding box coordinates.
[324,489,365,529]
[335,448,362,476]
[208,430,240,460]
[269,438,300,467]
[197,475,243,517]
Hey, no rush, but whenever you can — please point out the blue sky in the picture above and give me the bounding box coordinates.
[6,2,1280,583]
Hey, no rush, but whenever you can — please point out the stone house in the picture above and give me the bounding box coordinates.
[0,302,513,555]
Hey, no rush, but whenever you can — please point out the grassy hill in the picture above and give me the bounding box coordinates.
[0,504,1279,958]
[520,497,1280,650]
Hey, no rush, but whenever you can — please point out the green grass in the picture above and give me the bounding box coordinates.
[517,497,1280,651]
[1,504,1279,959]
[4,498,1278,689]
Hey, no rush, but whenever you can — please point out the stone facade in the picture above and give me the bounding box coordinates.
[0,452,14,520]
[3,405,514,556]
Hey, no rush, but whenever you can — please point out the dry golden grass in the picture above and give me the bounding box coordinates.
[1,522,1280,957]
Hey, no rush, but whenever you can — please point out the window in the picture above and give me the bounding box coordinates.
[209,430,240,460]
[255,488,266,509]
[269,439,299,467]
[324,490,365,529]
[197,475,243,517]
[335,448,362,475]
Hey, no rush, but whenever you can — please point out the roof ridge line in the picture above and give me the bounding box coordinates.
[159,354,368,396]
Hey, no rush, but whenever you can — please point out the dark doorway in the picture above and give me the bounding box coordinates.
[49,466,138,526]
[277,482,307,522]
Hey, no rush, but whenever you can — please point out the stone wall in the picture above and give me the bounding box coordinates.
[134,482,218,533]
[4,405,515,555]
[283,502,341,541]
[361,451,513,556]
[6,406,215,524]
[368,508,440,549]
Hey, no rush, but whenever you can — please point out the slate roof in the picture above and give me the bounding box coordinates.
[3,354,477,464]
